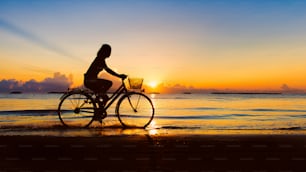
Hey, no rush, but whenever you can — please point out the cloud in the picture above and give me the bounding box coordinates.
[280,84,304,94]
[0,72,73,93]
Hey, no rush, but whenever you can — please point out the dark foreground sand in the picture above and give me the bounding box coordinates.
[0,134,306,171]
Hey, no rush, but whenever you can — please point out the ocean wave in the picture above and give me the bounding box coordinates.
[287,114,306,118]
[0,109,58,116]
[186,107,223,111]
[1,125,304,131]
[160,126,201,129]
[156,126,306,131]
[155,114,259,120]
[158,97,192,100]
[278,126,304,130]
[250,108,306,112]
[184,107,306,113]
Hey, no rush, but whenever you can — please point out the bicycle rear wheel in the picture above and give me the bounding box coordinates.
[116,92,154,128]
[58,92,96,128]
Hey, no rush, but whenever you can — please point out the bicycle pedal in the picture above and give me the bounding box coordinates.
[98,118,103,124]
[94,109,107,122]
[93,115,103,123]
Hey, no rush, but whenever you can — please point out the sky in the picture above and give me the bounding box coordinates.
[1,0,306,93]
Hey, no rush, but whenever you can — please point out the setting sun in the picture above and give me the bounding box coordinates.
[148,81,158,88]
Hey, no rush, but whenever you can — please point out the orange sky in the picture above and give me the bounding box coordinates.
[1,1,306,93]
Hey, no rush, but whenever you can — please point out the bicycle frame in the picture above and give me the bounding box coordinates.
[102,80,128,111]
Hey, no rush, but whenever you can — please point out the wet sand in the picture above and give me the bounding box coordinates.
[0,134,306,171]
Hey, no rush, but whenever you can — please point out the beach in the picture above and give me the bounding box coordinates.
[1,134,306,171]
[1,93,306,171]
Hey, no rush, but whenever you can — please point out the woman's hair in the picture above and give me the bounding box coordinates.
[97,44,111,58]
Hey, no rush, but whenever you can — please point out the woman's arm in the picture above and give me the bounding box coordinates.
[105,64,127,79]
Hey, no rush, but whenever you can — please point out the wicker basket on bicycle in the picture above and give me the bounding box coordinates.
[128,78,143,90]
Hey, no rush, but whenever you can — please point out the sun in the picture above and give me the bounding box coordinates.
[148,81,158,88]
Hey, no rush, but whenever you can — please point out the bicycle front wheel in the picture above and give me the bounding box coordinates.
[116,92,154,128]
[58,92,96,128]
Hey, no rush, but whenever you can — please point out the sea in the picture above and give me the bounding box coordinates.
[1,93,306,136]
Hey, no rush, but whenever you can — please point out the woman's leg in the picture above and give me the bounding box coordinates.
[96,79,112,106]
[96,79,112,94]
[84,79,112,94]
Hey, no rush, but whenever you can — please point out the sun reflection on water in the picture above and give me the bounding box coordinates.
[147,120,159,135]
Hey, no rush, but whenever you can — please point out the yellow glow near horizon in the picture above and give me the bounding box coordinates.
[148,81,158,89]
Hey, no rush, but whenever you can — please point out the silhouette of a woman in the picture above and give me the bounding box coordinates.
[84,44,126,101]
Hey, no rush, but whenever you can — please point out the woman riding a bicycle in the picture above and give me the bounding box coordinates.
[84,44,127,105]
[58,44,154,128]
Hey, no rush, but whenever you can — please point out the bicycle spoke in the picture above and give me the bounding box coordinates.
[78,100,87,109]
[117,92,154,128]
[69,95,78,108]
[76,94,82,107]
[58,92,95,128]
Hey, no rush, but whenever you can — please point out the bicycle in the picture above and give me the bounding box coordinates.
[57,78,155,128]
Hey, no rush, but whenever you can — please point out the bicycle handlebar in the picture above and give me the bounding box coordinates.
[120,74,128,80]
